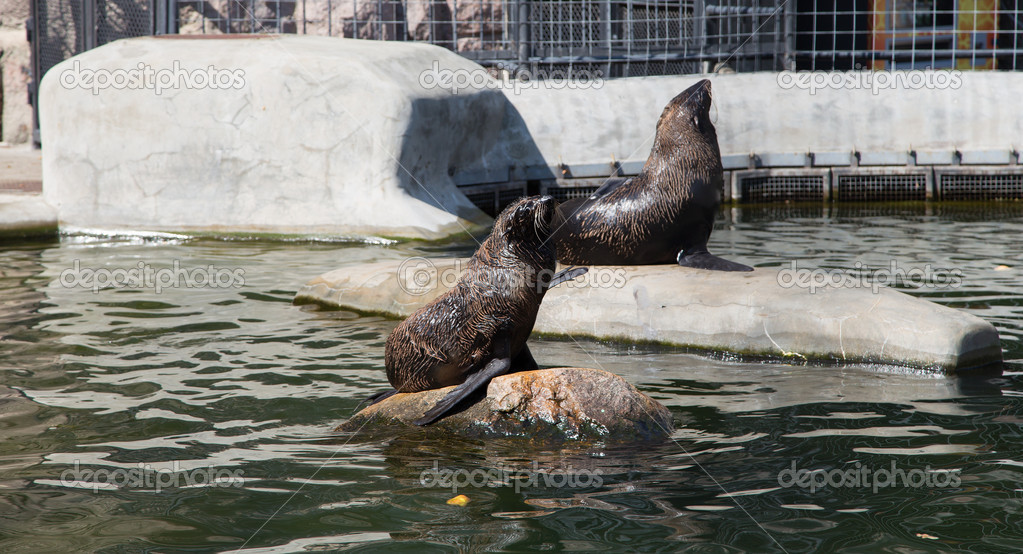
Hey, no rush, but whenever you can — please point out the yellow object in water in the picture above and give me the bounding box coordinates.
[447,494,470,506]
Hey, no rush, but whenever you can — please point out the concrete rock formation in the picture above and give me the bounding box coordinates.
[338,367,674,441]
[39,35,502,239]
[296,258,1004,373]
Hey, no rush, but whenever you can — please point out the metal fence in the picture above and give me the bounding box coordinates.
[171,0,789,76]
[791,1,1023,71]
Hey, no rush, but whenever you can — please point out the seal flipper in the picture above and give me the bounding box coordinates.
[548,266,588,288]
[352,388,399,413]
[413,356,512,426]
[678,250,753,272]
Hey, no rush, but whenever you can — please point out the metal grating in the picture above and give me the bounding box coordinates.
[460,182,528,217]
[543,183,600,202]
[835,172,928,202]
[939,171,1023,201]
[739,173,825,203]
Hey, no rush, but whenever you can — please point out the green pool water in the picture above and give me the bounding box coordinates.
[1,204,1022,552]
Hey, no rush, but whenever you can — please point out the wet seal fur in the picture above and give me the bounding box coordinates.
[553,79,752,272]
[375,196,587,425]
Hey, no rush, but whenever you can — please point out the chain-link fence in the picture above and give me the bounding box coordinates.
[170,0,789,76]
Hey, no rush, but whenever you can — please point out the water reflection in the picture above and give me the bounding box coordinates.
[0,205,1021,551]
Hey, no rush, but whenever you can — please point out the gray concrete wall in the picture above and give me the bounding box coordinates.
[502,70,1022,174]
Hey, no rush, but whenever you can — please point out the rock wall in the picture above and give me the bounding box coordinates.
[0,0,31,144]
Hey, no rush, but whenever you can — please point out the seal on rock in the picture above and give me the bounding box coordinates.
[377,196,587,425]
[552,79,752,272]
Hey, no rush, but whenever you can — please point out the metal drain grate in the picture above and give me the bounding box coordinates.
[834,171,929,202]
[938,170,1023,201]
[543,184,600,202]
[738,173,826,203]
[460,183,528,217]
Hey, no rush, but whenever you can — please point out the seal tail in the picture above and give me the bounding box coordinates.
[413,357,512,426]
[678,251,753,272]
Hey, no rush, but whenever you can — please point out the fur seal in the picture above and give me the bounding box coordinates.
[553,79,752,272]
[377,196,586,425]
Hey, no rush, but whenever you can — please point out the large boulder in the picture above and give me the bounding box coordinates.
[297,258,1003,373]
[338,367,674,442]
[39,35,505,240]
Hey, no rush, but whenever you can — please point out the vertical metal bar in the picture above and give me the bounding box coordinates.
[783,0,794,70]
[517,0,529,64]
[82,0,97,50]
[694,0,705,68]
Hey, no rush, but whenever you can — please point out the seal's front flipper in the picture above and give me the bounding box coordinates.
[414,357,511,426]
[548,266,588,288]
[353,388,398,412]
[678,251,753,272]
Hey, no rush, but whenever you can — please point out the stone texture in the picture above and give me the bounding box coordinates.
[0,192,58,239]
[337,367,674,441]
[0,20,32,144]
[296,259,1003,373]
[39,35,502,240]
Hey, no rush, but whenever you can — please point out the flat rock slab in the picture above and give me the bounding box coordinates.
[297,259,1003,373]
[337,368,673,442]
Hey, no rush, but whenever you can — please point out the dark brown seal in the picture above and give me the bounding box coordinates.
[378,196,586,425]
[553,79,752,272]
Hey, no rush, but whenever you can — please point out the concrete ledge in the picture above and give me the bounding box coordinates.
[503,71,1023,175]
[296,259,1003,373]
[337,367,673,442]
[0,194,58,239]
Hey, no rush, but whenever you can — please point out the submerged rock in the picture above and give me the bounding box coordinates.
[337,368,674,442]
